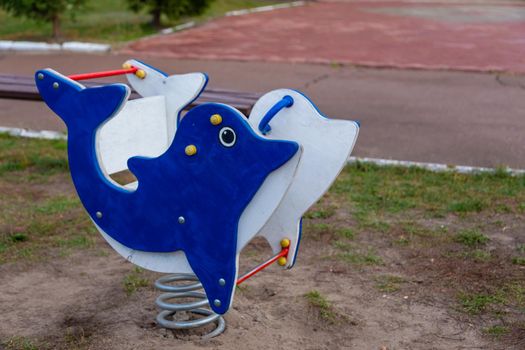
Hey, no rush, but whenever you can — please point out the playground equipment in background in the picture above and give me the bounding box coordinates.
[35,60,359,338]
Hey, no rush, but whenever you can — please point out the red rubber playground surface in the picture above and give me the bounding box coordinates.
[124,0,525,73]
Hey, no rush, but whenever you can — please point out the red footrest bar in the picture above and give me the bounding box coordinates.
[237,239,290,285]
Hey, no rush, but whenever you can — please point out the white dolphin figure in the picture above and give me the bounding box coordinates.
[248,89,360,267]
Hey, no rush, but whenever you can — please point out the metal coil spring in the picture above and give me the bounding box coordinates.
[154,273,226,339]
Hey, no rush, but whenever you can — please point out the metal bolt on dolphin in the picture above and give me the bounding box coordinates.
[35,60,360,338]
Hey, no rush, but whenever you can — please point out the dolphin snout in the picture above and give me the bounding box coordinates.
[260,138,300,172]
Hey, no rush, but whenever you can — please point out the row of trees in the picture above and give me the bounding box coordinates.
[0,0,212,39]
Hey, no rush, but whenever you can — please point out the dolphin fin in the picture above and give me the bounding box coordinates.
[127,156,155,184]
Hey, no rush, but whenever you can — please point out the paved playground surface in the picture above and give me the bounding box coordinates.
[1,53,524,168]
[125,0,525,73]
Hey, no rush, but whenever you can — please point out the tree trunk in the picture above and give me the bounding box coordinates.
[151,8,162,29]
[52,14,61,41]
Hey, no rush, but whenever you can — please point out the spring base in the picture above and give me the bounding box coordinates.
[154,273,226,339]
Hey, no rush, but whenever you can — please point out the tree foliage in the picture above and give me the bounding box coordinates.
[126,0,213,28]
[0,0,86,39]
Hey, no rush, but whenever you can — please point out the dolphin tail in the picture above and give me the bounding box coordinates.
[35,69,130,131]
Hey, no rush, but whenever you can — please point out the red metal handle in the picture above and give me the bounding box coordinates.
[68,66,139,81]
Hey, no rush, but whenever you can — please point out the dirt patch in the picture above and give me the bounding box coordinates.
[0,230,501,350]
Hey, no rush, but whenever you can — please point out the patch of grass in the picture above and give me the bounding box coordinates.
[375,275,405,293]
[512,257,525,266]
[483,325,510,337]
[0,133,68,178]
[0,0,282,43]
[464,249,492,262]
[3,336,39,350]
[304,206,336,219]
[35,196,79,215]
[304,290,337,323]
[63,326,90,349]
[458,292,505,314]
[332,240,352,251]
[517,244,525,254]
[9,233,28,243]
[329,238,383,265]
[454,229,489,247]
[448,198,486,215]
[123,267,149,296]
[338,250,383,265]
[55,234,93,249]
[336,227,355,239]
[303,222,335,241]
[332,162,525,225]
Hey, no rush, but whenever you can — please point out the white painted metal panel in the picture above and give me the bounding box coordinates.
[98,95,168,175]
[248,89,359,268]
[124,59,207,141]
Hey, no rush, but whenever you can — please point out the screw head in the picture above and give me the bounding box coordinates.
[213,299,221,307]
[53,82,59,89]
[210,114,223,126]
[185,145,197,156]
[178,216,185,224]
[277,257,287,266]
[37,73,44,80]
[135,69,146,79]
[218,278,226,286]
[96,211,103,219]
[280,238,290,248]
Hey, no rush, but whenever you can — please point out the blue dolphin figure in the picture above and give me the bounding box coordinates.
[35,69,299,314]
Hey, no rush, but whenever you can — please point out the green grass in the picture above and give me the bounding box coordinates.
[462,249,492,262]
[123,267,149,295]
[330,234,383,265]
[0,134,97,263]
[332,162,525,225]
[458,284,524,317]
[512,257,525,266]
[3,336,39,350]
[0,133,68,177]
[336,227,355,240]
[458,292,505,314]
[337,250,383,265]
[375,275,405,293]
[304,206,336,219]
[304,290,337,323]
[0,0,281,43]
[483,325,510,337]
[454,229,489,247]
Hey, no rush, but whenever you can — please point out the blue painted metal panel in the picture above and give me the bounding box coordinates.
[36,69,299,314]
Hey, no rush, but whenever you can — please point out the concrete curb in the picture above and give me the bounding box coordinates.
[158,1,306,35]
[0,127,66,140]
[348,157,525,176]
[0,40,111,53]
[225,1,306,17]
[1,126,523,176]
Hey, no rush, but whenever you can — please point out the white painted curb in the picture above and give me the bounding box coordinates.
[0,40,110,53]
[225,1,305,16]
[160,21,196,34]
[348,157,525,176]
[1,126,523,176]
[0,127,66,140]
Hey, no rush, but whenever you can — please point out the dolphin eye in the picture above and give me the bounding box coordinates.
[219,127,236,147]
